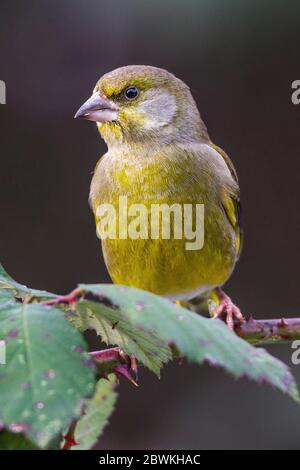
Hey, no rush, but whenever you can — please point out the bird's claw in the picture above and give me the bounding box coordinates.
[212,288,245,330]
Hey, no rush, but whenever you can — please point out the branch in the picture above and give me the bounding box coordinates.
[41,287,84,306]
[235,316,300,345]
[89,347,138,386]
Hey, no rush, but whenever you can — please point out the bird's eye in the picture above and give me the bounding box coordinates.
[124,86,139,100]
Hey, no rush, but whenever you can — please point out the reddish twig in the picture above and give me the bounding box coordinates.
[89,347,124,362]
[41,287,84,307]
[89,347,138,386]
[235,316,300,344]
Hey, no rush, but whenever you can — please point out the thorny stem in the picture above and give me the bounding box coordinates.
[89,347,124,362]
[87,317,300,387]
[90,347,139,386]
[41,288,84,306]
[62,420,79,450]
[235,316,300,345]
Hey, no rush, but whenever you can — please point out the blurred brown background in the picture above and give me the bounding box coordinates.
[1,0,300,449]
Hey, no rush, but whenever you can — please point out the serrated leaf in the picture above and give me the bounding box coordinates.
[0,264,57,300]
[0,302,96,447]
[78,284,299,402]
[0,430,40,450]
[73,376,117,450]
[72,297,171,377]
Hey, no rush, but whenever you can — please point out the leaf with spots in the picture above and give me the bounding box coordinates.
[0,288,16,308]
[0,302,96,448]
[73,376,117,450]
[0,264,57,301]
[77,284,299,402]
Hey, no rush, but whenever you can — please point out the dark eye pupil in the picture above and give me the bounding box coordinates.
[125,87,139,100]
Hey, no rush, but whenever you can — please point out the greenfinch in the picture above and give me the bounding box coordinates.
[75,65,244,328]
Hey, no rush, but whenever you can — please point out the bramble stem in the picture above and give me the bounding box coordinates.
[41,288,84,306]
[235,316,300,345]
[89,347,138,386]
[62,420,78,450]
[89,347,122,362]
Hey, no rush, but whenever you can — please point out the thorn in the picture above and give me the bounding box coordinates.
[130,354,138,383]
[62,435,78,449]
[168,341,181,358]
[62,420,79,450]
[118,348,129,364]
[248,314,255,323]
[176,356,184,365]
[114,364,138,387]
[278,318,287,328]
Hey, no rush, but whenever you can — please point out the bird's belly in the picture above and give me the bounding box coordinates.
[92,149,238,300]
[100,196,236,300]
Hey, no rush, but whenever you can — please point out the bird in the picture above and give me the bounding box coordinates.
[75,65,244,329]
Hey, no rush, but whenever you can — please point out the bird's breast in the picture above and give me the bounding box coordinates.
[89,145,237,299]
[90,146,214,204]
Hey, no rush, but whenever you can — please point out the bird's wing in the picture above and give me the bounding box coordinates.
[210,143,243,259]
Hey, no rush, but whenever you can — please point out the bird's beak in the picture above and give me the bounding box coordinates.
[74,93,119,122]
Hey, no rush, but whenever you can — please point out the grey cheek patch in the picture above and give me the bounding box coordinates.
[138,90,177,129]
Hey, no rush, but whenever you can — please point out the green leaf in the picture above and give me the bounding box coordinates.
[0,288,16,308]
[78,284,299,402]
[73,376,117,450]
[0,302,96,448]
[0,264,57,300]
[72,295,171,377]
[0,430,40,450]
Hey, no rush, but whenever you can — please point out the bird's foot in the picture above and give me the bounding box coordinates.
[211,288,245,330]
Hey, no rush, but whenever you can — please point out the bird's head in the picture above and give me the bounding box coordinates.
[75,65,209,147]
